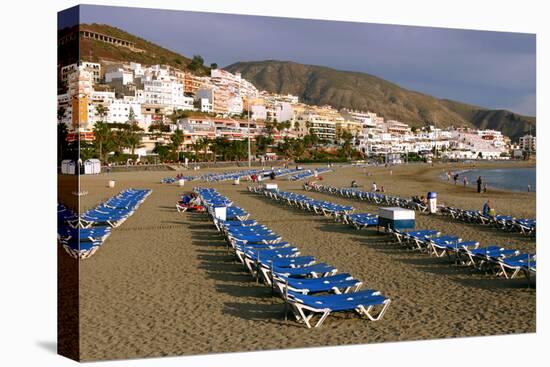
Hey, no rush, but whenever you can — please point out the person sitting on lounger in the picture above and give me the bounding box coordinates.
[189,194,202,207]
[482,200,495,217]
[181,194,191,204]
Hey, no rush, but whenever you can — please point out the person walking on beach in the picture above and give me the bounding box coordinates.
[483,183,487,193]
[453,173,459,185]
[477,176,483,193]
[371,182,377,192]
[463,176,468,187]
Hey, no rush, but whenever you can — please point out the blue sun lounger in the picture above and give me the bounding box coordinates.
[346,213,378,229]
[274,273,363,295]
[427,235,461,256]
[285,289,391,328]
[464,246,519,269]
[58,226,111,243]
[242,247,301,273]
[61,239,103,259]
[271,263,337,279]
[227,233,282,245]
[497,253,536,279]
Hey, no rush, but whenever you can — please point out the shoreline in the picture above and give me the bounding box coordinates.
[438,162,535,194]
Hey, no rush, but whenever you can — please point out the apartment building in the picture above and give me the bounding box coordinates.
[61,61,101,86]
[519,134,536,152]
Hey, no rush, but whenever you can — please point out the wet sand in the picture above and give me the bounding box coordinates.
[69,161,535,361]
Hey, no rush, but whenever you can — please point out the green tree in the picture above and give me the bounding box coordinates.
[197,137,210,161]
[293,139,306,160]
[93,122,113,164]
[255,135,274,155]
[210,62,218,69]
[170,129,184,160]
[153,143,171,162]
[125,123,144,155]
[188,55,204,71]
[264,122,275,137]
[95,104,109,120]
[339,130,354,159]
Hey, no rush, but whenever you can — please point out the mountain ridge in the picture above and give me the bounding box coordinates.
[225,60,535,140]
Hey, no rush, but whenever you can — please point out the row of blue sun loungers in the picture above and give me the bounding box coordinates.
[249,186,535,286]
[162,168,305,184]
[193,187,391,328]
[202,169,273,182]
[387,228,536,283]
[441,207,536,236]
[304,182,428,212]
[288,168,332,181]
[57,189,152,259]
[306,183,536,236]
[249,186,354,220]
[161,176,197,184]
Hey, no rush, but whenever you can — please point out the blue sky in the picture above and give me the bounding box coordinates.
[59,5,536,116]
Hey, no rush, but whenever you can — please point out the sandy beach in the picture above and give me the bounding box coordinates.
[66,161,535,361]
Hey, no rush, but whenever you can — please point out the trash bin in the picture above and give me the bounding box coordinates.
[178,179,185,187]
[107,180,115,188]
[427,192,437,213]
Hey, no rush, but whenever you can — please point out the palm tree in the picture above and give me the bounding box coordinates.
[293,139,305,160]
[170,129,184,161]
[93,122,112,164]
[125,124,144,155]
[95,104,109,120]
[197,137,210,161]
[339,130,354,159]
[190,140,202,161]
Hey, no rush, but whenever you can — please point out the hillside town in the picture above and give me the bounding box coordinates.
[57,60,536,163]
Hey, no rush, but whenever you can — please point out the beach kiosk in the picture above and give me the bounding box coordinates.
[265,183,278,192]
[84,159,101,174]
[213,206,227,221]
[378,207,415,231]
[61,160,76,175]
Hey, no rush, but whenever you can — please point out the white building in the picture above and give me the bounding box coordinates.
[106,100,143,124]
[199,98,213,113]
[250,104,267,120]
[105,67,134,85]
[519,134,536,152]
[61,62,101,85]
[273,102,293,122]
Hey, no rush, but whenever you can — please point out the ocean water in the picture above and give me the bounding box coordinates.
[446,167,536,192]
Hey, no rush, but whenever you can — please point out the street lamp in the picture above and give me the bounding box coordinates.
[247,97,251,167]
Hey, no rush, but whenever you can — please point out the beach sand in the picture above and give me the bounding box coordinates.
[66,161,535,361]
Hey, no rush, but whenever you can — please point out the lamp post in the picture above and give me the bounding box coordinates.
[247,97,251,167]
